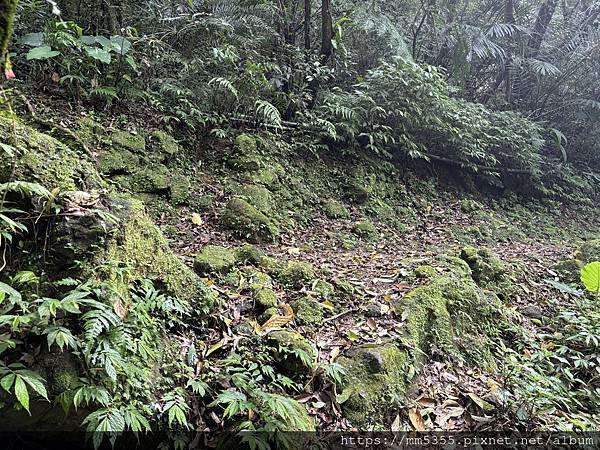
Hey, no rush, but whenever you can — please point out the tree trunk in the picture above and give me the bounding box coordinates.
[321,0,333,64]
[528,0,558,56]
[504,0,515,104]
[304,0,311,51]
[0,0,17,62]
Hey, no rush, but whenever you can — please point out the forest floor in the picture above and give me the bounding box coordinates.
[155,170,595,432]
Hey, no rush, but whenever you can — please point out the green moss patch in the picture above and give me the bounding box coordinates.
[221,198,280,242]
[194,245,237,275]
[338,344,409,427]
[278,261,315,287]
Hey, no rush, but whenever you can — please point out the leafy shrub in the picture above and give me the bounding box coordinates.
[313,59,545,185]
[17,20,139,104]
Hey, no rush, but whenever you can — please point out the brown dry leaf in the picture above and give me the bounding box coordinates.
[329,347,341,362]
[259,304,294,332]
[113,298,128,319]
[366,318,377,330]
[408,407,426,431]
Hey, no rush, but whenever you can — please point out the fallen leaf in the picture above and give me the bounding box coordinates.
[191,213,203,226]
[366,318,377,330]
[409,407,426,431]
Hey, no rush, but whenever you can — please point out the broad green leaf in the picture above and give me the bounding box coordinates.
[581,262,600,294]
[0,374,15,392]
[19,33,43,47]
[26,46,60,60]
[110,36,132,55]
[14,376,30,413]
[85,47,111,64]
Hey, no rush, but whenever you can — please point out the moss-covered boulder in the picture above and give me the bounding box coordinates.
[0,116,102,189]
[396,268,502,370]
[149,130,181,161]
[98,147,140,175]
[240,184,273,213]
[226,134,264,172]
[110,129,145,153]
[292,296,324,326]
[249,270,278,308]
[235,244,266,265]
[352,220,377,238]
[338,344,409,426]
[221,198,280,242]
[128,164,170,193]
[278,261,315,287]
[98,198,215,311]
[313,279,335,300]
[414,265,438,279]
[323,199,350,219]
[194,245,237,275]
[460,246,506,285]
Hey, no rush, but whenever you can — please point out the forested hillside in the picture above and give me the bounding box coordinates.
[1,0,600,448]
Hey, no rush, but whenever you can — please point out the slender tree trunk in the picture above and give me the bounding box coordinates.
[304,0,311,51]
[321,0,333,64]
[504,0,515,104]
[0,0,18,78]
[528,0,558,56]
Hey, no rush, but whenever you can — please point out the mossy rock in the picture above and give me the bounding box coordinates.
[313,279,335,300]
[221,198,280,243]
[414,265,438,279]
[293,296,324,326]
[576,239,600,264]
[335,279,355,295]
[267,330,316,373]
[323,199,350,219]
[460,246,506,285]
[240,184,273,213]
[235,244,266,265]
[460,199,481,213]
[250,163,285,188]
[169,171,192,205]
[0,116,102,189]
[98,147,140,175]
[254,288,278,309]
[352,220,377,238]
[149,130,181,160]
[396,270,502,371]
[128,164,170,193]
[226,134,264,172]
[110,129,146,153]
[194,245,237,275]
[278,261,315,287]
[553,259,584,283]
[366,199,395,221]
[338,344,409,427]
[96,197,215,311]
[197,194,215,211]
[37,351,80,395]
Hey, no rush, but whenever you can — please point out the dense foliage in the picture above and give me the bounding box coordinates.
[1,0,600,447]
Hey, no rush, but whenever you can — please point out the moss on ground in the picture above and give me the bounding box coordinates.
[323,199,350,219]
[292,296,324,326]
[278,261,315,287]
[352,219,377,238]
[194,245,237,275]
[221,198,280,242]
[0,116,102,189]
[338,344,409,427]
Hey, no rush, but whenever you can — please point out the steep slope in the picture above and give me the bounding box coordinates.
[1,112,599,447]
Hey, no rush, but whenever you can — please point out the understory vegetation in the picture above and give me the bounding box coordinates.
[1,0,600,448]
